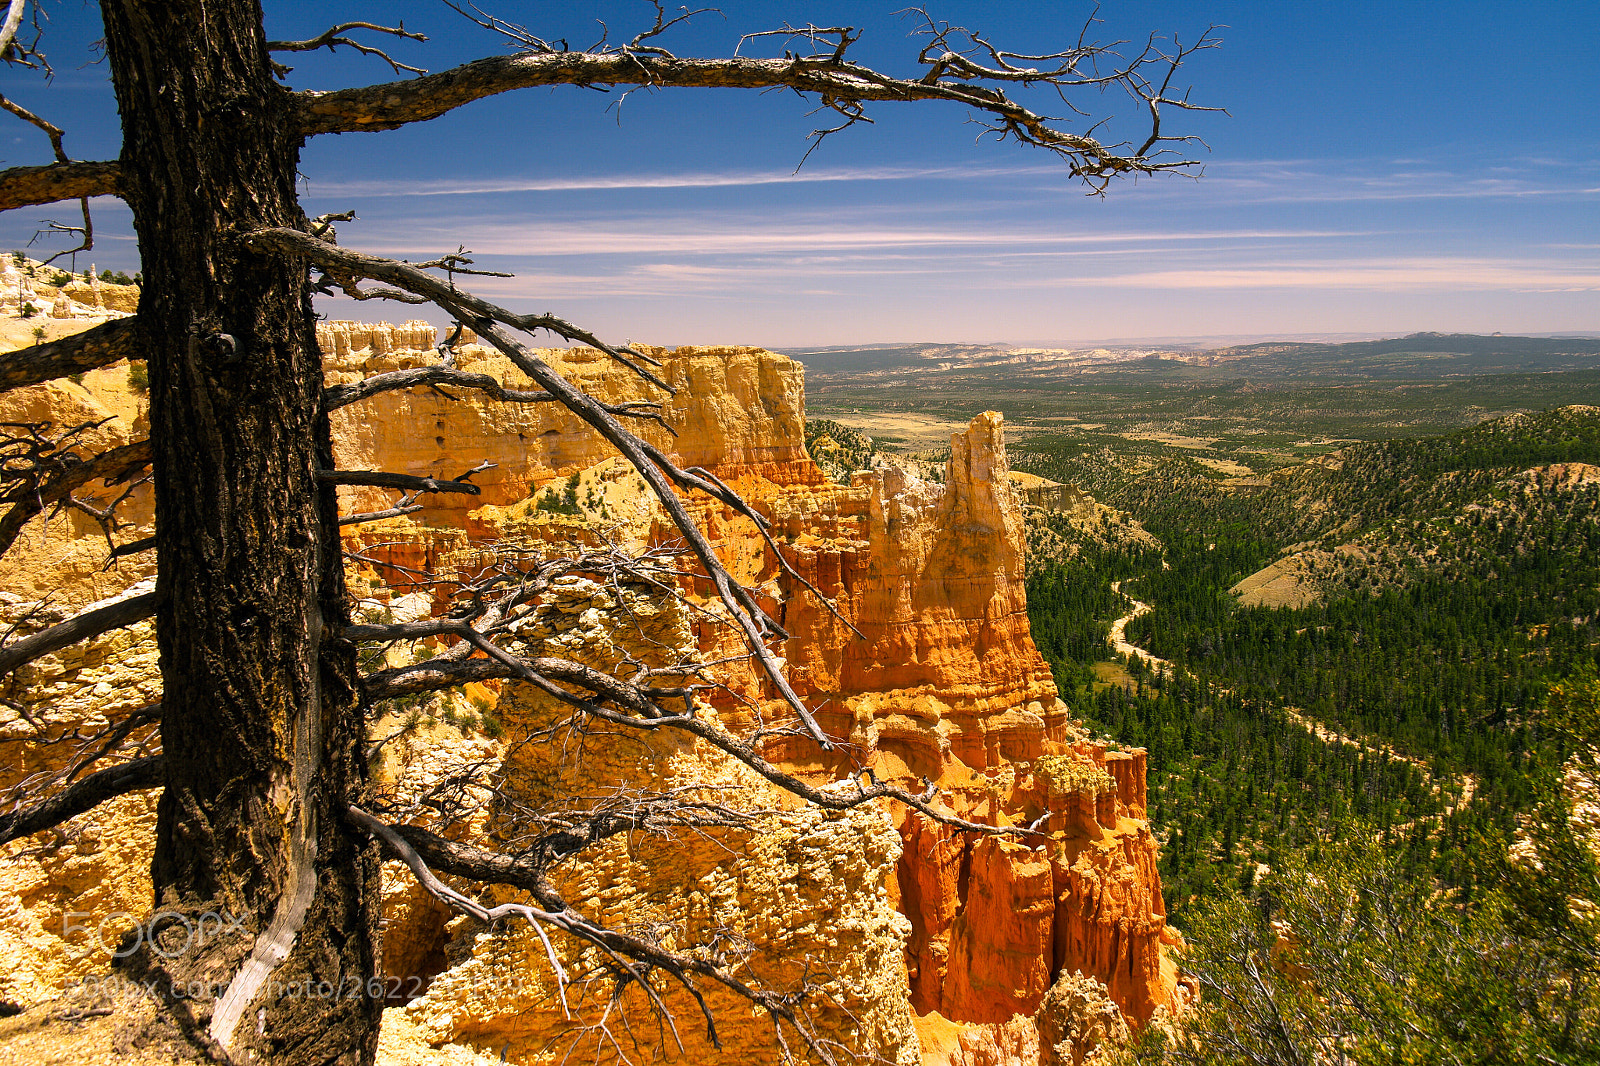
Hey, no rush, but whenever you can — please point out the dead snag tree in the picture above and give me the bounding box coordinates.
[0,3,1215,1063]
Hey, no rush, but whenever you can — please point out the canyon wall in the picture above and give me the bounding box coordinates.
[325,322,1184,1055]
[0,318,1181,1064]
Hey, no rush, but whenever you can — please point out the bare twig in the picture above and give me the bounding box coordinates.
[0,0,47,72]
[318,462,493,496]
[0,83,99,263]
[309,209,356,241]
[0,436,149,556]
[267,21,428,78]
[27,198,93,266]
[0,0,30,68]
[413,246,512,280]
[352,808,858,1062]
[346,805,574,1018]
[0,89,66,162]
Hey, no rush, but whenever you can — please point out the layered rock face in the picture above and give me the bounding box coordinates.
[771,413,1063,776]
[321,325,1181,1045]
[0,320,1179,1064]
[379,574,920,1064]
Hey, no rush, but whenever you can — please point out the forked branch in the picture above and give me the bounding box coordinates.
[0,437,150,555]
[0,0,27,62]
[268,21,428,78]
[252,228,835,743]
[0,86,98,262]
[295,12,1219,186]
[350,806,850,1062]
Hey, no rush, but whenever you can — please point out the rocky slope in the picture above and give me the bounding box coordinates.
[1232,459,1600,607]
[0,317,1181,1064]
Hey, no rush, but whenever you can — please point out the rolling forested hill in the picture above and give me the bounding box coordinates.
[1017,405,1600,920]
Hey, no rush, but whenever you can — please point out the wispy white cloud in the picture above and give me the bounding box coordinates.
[428,252,1600,302]
[305,155,1600,206]
[353,222,1369,258]
[1028,258,1600,292]
[305,163,1042,198]
[1155,158,1600,205]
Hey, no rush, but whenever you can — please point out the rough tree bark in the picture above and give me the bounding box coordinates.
[99,2,378,1061]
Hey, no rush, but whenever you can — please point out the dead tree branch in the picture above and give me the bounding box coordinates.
[323,364,668,432]
[1,417,114,492]
[324,364,554,410]
[0,86,97,264]
[0,159,121,211]
[0,0,27,63]
[294,14,1220,186]
[64,469,150,554]
[0,437,150,555]
[350,806,848,1061]
[28,201,93,266]
[268,229,673,392]
[268,21,428,78]
[0,0,47,72]
[359,626,1008,839]
[0,89,66,163]
[105,533,153,559]
[0,586,157,678]
[0,317,140,393]
[318,468,486,496]
[245,227,851,748]
[338,501,425,526]
[0,754,162,847]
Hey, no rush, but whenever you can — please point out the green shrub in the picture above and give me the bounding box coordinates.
[534,473,583,515]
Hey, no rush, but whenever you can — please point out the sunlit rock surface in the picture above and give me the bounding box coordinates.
[0,319,1178,1064]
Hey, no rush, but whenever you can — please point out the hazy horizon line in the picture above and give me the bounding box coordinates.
[773,329,1600,352]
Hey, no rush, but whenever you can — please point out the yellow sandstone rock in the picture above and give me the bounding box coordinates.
[0,318,1171,1066]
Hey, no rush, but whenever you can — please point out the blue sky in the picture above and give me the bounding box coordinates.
[2,1,1596,346]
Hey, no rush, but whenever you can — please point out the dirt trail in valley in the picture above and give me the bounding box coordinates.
[1109,580,1477,816]
[1282,706,1478,817]
[1109,580,1170,672]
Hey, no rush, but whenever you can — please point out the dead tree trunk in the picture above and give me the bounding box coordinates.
[100,2,377,1061]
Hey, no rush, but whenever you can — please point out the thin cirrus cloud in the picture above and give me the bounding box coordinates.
[1186,160,1600,205]
[304,156,1600,206]
[352,223,1366,259]
[293,151,1597,335]
[304,163,1034,198]
[399,252,1600,303]
[1040,258,1600,292]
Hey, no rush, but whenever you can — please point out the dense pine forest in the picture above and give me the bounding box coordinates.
[1022,405,1600,927]
[1020,406,1600,1061]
